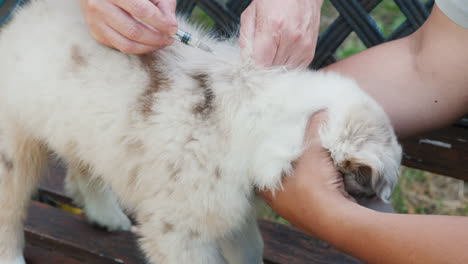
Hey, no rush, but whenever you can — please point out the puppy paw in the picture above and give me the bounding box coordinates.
[0,255,26,264]
[85,203,132,232]
[319,102,402,202]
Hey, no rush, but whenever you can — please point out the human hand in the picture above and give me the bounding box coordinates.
[79,0,177,54]
[261,112,358,236]
[239,0,323,69]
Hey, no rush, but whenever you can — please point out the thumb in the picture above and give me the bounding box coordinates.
[239,6,256,60]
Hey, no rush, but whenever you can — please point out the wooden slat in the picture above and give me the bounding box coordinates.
[25,201,146,264]
[402,125,468,180]
[260,220,360,264]
[25,245,84,264]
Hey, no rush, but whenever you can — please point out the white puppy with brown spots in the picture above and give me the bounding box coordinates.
[0,0,402,263]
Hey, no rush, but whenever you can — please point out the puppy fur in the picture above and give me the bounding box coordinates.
[0,0,402,263]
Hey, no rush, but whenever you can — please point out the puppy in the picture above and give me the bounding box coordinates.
[0,0,402,263]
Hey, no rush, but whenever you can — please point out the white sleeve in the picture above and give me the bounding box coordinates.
[435,0,468,29]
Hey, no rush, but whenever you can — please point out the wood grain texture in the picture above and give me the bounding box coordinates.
[25,245,84,264]
[260,220,360,264]
[402,125,468,180]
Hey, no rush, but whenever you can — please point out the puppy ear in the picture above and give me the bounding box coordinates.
[341,160,376,201]
[341,159,398,203]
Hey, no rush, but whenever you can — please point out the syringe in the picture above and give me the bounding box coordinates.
[172,29,213,53]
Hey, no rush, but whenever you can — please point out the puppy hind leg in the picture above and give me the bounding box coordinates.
[64,163,131,231]
[0,127,47,264]
[219,207,264,264]
[136,210,227,264]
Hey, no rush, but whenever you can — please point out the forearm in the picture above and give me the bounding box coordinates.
[324,6,468,138]
[317,205,468,264]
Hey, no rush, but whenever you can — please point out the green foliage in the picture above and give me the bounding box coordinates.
[189,7,215,29]
[392,167,468,216]
[328,0,408,59]
[335,33,366,60]
[391,180,408,213]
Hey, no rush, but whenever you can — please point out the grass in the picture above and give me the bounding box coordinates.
[393,168,468,216]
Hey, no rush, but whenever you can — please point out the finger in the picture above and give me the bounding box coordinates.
[104,3,173,46]
[112,0,177,35]
[273,30,302,68]
[253,24,279,67]
[152,0,177,22]
[239,7,256,56]
[296,51,315,70]
[286,24,320,69]
[100,24,159,54]
[284,42,316,70]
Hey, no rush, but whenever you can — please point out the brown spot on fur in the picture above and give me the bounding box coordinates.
[214,167,221,180]
[128,165,141,186]
[140,212,154,224]
[162,187,174,197]
[0,153,13,172]
[186,135,198,144]
[162,222,174,234]
[169,168,181,181]
[77,163,92,176]
[191,73,214,117]
[71,45,88,69]
[127,139,145,154]
[138,53,170,118]
[167,163,181,181]
[119,136,145,154]
[189,229,200,239]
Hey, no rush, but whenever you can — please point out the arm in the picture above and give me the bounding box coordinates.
[324,5,468,138]
[263,113,468,264]
[321,204,468,264]
[79,0,177,54]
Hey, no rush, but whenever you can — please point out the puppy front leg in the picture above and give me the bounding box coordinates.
[64,162,131,231]
[318,100,402,202]
[0,128,47,264]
